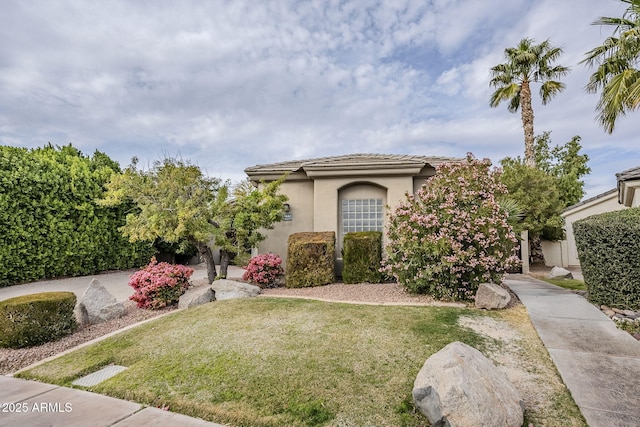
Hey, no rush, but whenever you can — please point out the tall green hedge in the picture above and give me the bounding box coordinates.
[286,232,335,288]
[0,144,155,287]
[573,208,640,310]
[342,231,382,284]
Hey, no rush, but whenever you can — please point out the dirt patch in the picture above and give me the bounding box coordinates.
[458,310,577,425]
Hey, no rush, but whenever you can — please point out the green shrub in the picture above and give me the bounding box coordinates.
[0,144,155,287]
[574,208,640,310]
[342,231,383,284]
[383,154,519,301]
[0,292,77,348]
[286,232,335,288]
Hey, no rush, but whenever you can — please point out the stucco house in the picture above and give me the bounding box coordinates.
[617,165,640,207]
[244,153,458,271]
[542,164,640,268]
[542,189,624,267]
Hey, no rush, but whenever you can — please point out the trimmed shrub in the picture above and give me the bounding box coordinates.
[286,232,335,288]
[0,292,77,348]
[243,253,284,288]
[342,231,383,284]
[129,257,193,309]
[574,208,640,310]
[383,154,519,301]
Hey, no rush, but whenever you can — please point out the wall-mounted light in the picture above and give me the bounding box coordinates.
[283,203,291,213]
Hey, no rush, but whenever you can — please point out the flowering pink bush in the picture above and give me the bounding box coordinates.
[242,253,283,288]
[128,257,193,309]
[382,154,520,301]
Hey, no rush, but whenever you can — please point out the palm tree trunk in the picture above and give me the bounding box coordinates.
[520,80,536,168]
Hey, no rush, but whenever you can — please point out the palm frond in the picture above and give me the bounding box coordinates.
[540,81,566,104]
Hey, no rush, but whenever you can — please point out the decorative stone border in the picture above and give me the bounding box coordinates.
[600,305,640,340]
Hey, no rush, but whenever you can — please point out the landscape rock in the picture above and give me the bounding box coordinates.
[475,283,511,310]
[211,279,260,300]
[178,285,215,309]
[74,279,124,325]
[413,341,524,427]
[546,266,573,279]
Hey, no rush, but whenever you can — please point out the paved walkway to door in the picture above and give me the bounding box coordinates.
[505,274,640,427]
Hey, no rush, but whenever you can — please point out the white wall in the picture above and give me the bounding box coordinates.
[548,190,627,267]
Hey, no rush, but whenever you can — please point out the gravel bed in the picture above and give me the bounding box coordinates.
[260,282,469,306]
[0,301,175,375]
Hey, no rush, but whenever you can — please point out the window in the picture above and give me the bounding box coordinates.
[341,199,384,234]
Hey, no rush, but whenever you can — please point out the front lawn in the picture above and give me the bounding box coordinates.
[18,298,585,426]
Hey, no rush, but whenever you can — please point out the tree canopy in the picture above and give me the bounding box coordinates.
[582,0,640,133]
[501,132,590,240]
[490,38,569,167]
[99,157,225,283]
[214,178,289,278]
[533,132,591,207]
[99,157,287,283]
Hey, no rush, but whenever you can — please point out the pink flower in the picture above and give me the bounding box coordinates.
[242,253,283,288]
[128,257,193,309]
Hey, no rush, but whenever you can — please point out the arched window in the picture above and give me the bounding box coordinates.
[338,183,387,253]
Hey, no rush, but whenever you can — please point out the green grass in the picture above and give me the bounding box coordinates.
[540,277,587,291]
[18,298,585,426]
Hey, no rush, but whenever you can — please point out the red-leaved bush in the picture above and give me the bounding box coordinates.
[242,253,283,288]
[128,257,193,309]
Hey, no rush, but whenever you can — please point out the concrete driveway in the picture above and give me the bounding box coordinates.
[0,264,243,302]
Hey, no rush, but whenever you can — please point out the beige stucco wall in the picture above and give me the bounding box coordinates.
[558,191,627,267]
[256,175,416,269]
[619,178,640,207]
[256,180,314,268]
[631,181,640,207]
[540,240,569,267]
[312,176,412,233]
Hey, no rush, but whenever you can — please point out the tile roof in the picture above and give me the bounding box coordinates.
[563,188,618,213]
[616,165,640,182]
[244,153,458,174]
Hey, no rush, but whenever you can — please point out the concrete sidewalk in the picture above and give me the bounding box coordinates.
[505,274,640,427]
[0,376,225,426]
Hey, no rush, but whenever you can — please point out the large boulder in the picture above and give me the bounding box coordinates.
[74,279,124,325]
[178,285,215,309]
[413,341,524,427]
[546,266,573,279]
[212,279,261,300]
[475,283,511,310]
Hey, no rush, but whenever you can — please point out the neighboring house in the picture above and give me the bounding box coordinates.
[543,189,624,267]
[244,153,457,271]
[617,165,640,207]
[542,164,640,267]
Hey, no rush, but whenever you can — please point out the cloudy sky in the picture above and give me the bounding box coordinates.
[1,0,638,199]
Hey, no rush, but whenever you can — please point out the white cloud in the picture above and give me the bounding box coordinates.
[0,0,637,200]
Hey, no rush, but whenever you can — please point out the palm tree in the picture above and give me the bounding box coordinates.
[490,38,569,167]
[581,0,640,133]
